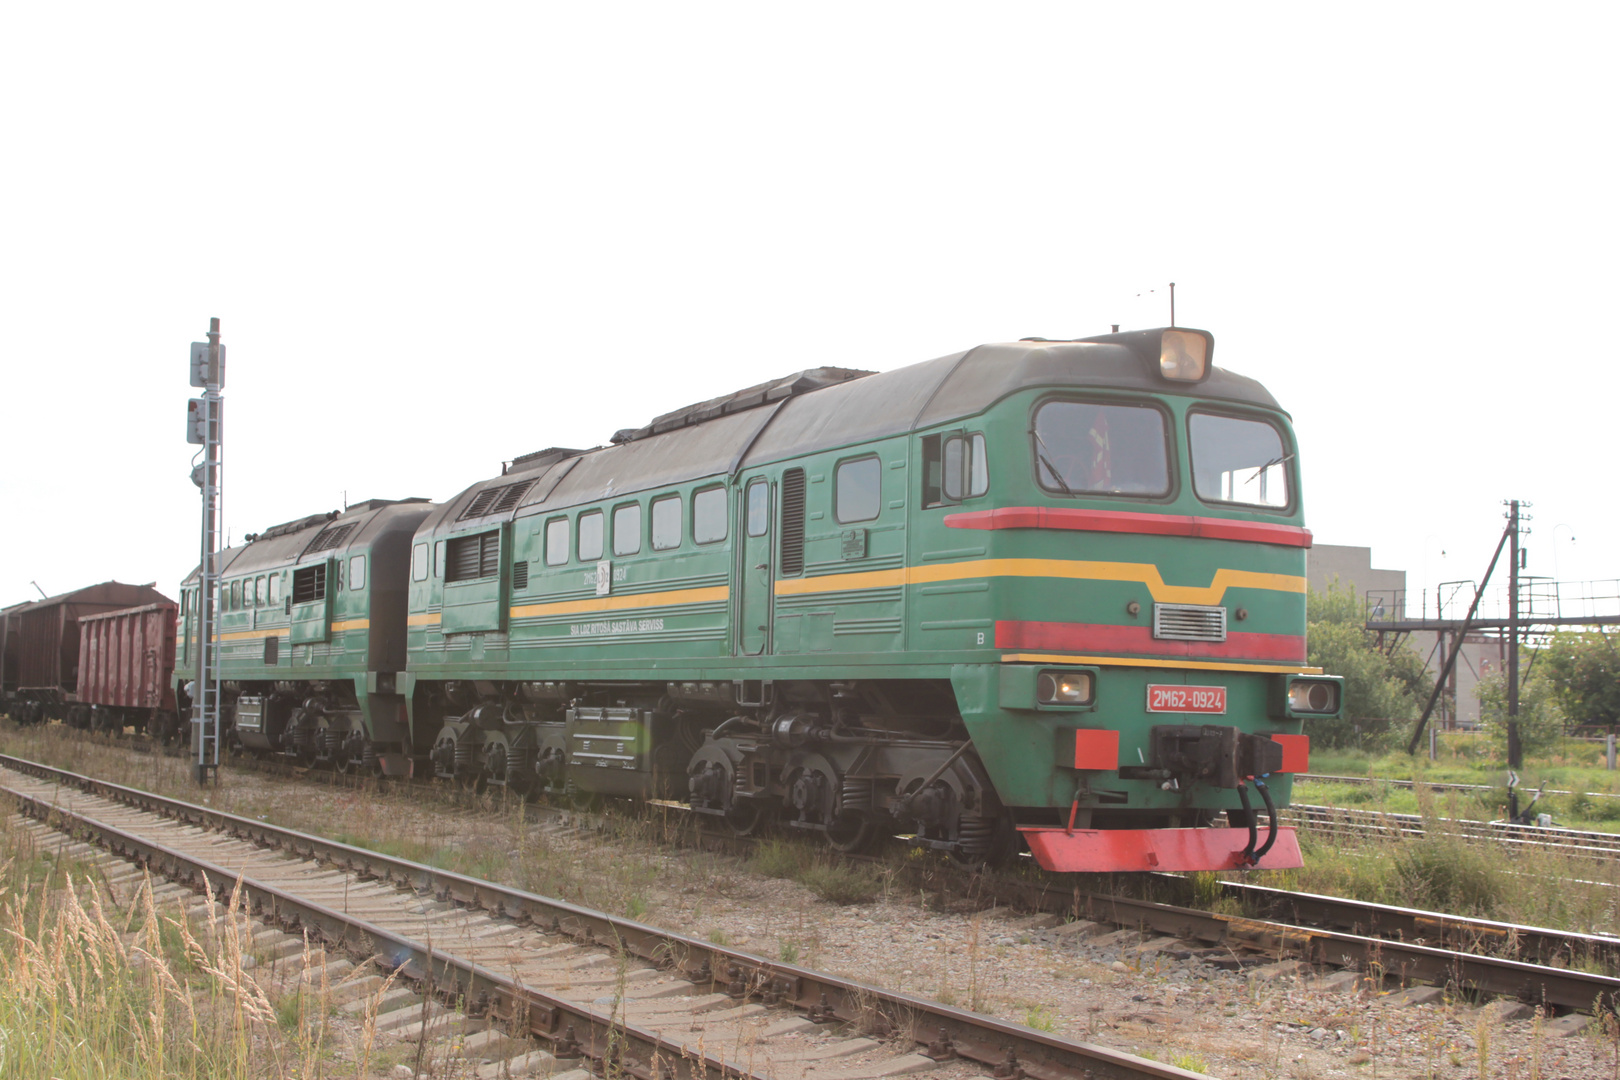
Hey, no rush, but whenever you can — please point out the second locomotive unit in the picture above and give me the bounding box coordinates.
[179,327,1339,871]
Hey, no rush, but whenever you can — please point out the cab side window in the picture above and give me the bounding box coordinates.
[922,432,989,507]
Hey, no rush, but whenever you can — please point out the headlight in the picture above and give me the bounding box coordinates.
[1038,671,1094,705]
[1159,330,1209,381]
[1287,679,1339,714]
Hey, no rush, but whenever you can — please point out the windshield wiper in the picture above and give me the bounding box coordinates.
[1031,429,1074,496]
[1242,452,1294,487]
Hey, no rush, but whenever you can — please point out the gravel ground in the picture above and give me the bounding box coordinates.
[7,734,1615,1079]
[220,774,1620,1079]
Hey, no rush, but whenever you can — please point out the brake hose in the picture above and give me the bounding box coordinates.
[1252,775,1280,861]
[1236,782,1259,864]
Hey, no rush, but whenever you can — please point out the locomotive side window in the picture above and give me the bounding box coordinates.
[1032,400,1171,497]
[693,486,727,544]
[255,576,267,606]
[651,495,682,550]
[544,518,569,566]
[349,555,367,590]
[231,580,242,609]
[944,433,988,500]
[613,503,642,556]
[1189,412,1291,509]
[578,511,604,561]
[835,456,881,523]
[746,480,769,537]
[925,431,989,506]
[268,574,280,604]
[412,543,428,581]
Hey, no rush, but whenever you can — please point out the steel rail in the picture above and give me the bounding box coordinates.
[1288,803,1620,856]
[1057,891,1620,1013]
[0,753,1202,1080]
[1217,880,1620,973]
[7,788,742,1080]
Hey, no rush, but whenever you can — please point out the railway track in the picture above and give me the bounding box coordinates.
[1299,772,1620,801]
[1284,802,1620,859]
[0,754,1210,1080]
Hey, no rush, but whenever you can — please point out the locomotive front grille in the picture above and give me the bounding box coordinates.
[1152,602,1227,642]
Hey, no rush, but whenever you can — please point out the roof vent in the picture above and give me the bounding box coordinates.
[611,367,874,444]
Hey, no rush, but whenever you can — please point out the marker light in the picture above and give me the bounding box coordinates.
[1287,679,1340,714]
[1159,330,1209,381]
[1038,671,1095,705]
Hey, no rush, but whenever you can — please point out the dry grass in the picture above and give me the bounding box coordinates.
[0,803,413,1080]
[1259,786,1620,937]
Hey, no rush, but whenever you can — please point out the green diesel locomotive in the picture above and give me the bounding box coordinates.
[180,327,1339,871]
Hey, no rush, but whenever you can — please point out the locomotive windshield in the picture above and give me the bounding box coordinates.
[1188,412,1291,508]
[1032,400,1170,496]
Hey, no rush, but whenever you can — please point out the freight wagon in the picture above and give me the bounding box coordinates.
[0,581,172,725]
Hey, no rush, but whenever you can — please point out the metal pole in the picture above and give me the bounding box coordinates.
[194,318,223,785]
[1507,500,1522,770]
[1607,733,1615,771]
[1406,518,1512,755]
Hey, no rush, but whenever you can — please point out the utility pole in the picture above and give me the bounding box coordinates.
[187,319,225,785]
[1506,499,1529,769]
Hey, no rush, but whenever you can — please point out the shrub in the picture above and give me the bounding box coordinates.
[798,862,882,905]
[750,839,813,879]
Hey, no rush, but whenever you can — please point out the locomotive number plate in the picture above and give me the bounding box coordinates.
[1146,684,1227,714]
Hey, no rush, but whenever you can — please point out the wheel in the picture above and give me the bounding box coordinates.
[724,798,764,837]
[826,809,877,854]
[950,813,1019,869]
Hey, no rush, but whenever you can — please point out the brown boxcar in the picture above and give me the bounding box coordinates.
[75,603,178,733]
[0,581,172,724]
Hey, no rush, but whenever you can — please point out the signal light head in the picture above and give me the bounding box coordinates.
[1287,679,1340,714]
[1038,671,1095,706]
[1159,330,1209,381]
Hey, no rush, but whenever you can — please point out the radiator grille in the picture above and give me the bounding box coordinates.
[779,469,806,576]
[292,564,326,604]
[306,523,355,553]
[460,479,536,521]
[511,561,529,590]
[1152,603,1227,642]
[447,531,500,582]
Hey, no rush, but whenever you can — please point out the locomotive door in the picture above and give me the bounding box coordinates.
[738,477,772,656]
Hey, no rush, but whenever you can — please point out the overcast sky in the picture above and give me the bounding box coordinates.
[1,3,1613,618]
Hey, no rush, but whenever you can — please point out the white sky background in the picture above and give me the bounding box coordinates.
[0,3,1614,613]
